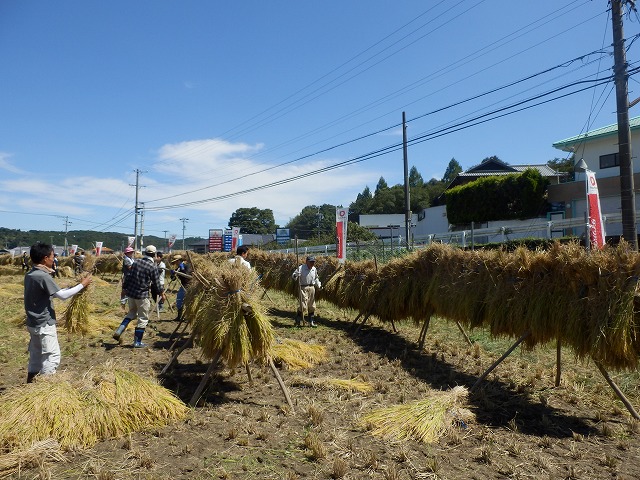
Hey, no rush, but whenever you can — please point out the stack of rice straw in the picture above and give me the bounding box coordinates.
[0,365,188,453]
[183,259,273,367]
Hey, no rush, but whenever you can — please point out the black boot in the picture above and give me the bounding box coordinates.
[27,372,38,383]
[173,308,183,323]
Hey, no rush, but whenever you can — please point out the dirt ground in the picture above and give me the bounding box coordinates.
[1,271,639,479]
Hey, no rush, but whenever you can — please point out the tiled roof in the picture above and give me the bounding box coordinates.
[458,164,559,177]
[552,116,640,151]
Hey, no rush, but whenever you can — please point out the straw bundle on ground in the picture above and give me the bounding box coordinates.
[0,438,65,477]
[187,260,273,367]
[270,338,327,370]
[0,367,188,452]
[291,376,373,393]
[361,386,473,443]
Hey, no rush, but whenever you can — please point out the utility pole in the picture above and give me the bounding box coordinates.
[402,111,411,249]
[63,216,71,256]
[163,230,168,253]
[180,218,189,250]
[131,169,141,252]
[612,0,638,250]
[139,203,145,251]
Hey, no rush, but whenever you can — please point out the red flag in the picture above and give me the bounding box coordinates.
[585,170,605,249]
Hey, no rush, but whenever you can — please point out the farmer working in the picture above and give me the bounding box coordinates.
[24,243,93,382]
[171,254,191,323]
[292,255,322,327]
[228,245,251,270]
[113,245,165,347]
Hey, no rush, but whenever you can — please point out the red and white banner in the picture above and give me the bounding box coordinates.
[69,244,78,256]
[95,241,103,256]
[127,236,135,248]
[585,170,605,249]
[168,234,177,248]
[231,226,240,251]
[336,207,348,263]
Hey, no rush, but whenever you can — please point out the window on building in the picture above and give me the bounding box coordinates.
[600,153,619,169]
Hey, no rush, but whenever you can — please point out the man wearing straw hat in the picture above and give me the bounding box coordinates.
[292,256,322,327]
[24,243,93,382]
[113,245,165,347]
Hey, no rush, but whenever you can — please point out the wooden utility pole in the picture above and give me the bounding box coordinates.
[612,0,638,250]
[402,111,411,249]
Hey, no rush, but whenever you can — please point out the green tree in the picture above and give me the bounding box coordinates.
[409,166,424,187]
[349,186,373,222]
[547,156,575,182]
[442,158,462,184]
[228,207,277,234]
[286,204,336,239]
[374,177,389,195]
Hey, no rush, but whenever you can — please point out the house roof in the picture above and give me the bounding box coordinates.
[552,116,640,151]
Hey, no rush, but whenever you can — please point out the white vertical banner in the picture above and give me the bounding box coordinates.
[336,207,348,263]
[127,236,135,248]
[69,244,78,256]
[231,226,240,251]
[585,169,606,249]
[168,234,177,249]
[95,241,103,256]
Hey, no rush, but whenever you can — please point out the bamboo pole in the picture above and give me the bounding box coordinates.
[471,330,531,393]
[455,321,473,346]
[555,340,562,387]
[417,316,431,351]
[268,356,294,413]
[594,360,640,420]
[189,350,223,407]
[161,329,197,375]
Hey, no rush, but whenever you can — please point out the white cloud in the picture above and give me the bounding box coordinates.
[0,152,26,174]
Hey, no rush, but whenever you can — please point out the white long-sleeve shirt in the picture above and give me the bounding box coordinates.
[292,264,321,288]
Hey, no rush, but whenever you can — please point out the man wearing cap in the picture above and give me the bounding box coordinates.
[170,254,191,323]
[292,256,322,327]
[113,245,165,347]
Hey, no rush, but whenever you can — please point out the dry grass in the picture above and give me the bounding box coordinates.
[291,376,373,393]
[361,386,474,443]
[0,438,65,477]
[270,338,328,370]
[0,365,188,452]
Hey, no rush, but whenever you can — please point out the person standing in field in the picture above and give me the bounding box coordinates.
[170,254,191,323]
[228,245,251,269]
[113,245,165,347]
[155,252,166,312]
[21,252,29,271]
[292,255,322,327]
[120,246,135,307]
[24,243,93,383]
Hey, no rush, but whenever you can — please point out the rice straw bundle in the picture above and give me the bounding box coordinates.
[270,339,327,370]
[361,386,473,443]
[0,367,188,452]
[61,275,93,336]
[291,376,373,393]
[189,260,273,367]
[0,438,65,477]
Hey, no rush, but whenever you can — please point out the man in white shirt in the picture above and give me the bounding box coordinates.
[228,245,251,270]
[292,256,321,327]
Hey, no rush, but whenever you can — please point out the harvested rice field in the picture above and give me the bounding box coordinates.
[0,260,639,479]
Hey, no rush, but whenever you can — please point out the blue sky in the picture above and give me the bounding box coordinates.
[1,0,639,242]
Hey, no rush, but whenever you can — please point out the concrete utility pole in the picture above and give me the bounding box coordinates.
[612,0,638,250]
[63,216,71,256]
[163,230,168,252]
[180,218,189,250]
[402,111,411,249]
[132,169,141,252]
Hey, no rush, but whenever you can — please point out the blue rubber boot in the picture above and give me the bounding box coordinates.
[113,318,131,341]
[133,328,146,348]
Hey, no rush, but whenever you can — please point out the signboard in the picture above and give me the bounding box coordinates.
[95,241,103,256]
[276,228,290,245]
[223,229,233,252]
[231,226,240,252]
[168,234,177,249]
[336,207,348,263]
[208,229,224,252]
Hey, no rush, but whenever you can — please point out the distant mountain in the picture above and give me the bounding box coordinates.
[0,227,202,251]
